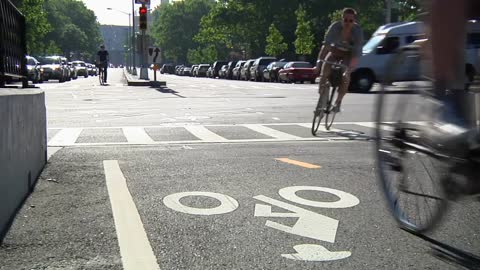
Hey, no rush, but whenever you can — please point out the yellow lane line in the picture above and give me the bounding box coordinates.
[275,158,321,169]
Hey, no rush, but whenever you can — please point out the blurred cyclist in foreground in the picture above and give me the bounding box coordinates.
[423,0,480,193]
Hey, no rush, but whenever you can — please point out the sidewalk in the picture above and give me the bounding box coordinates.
[123,68,166,87]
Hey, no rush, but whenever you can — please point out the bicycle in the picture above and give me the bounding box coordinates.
[311,59,348,135]
[374,43,480,234]
[97,62,106,86]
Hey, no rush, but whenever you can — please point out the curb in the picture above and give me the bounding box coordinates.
[123,68,166,87]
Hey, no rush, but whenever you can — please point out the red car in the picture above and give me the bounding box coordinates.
[278,61,317,84]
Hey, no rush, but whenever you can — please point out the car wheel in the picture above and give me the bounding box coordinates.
[310,80,316,84]
[351,70,374,93]
[84,75,88,78]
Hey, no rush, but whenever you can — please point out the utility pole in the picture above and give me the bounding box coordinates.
[131,0,137,75]
[385,0,392,23]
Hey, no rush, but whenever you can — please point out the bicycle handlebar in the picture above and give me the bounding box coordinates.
[317,59,348,69]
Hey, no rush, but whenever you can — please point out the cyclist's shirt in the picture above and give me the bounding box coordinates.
[324,21,363,59]
[97,50,109,63]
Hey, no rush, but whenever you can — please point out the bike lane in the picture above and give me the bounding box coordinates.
[1,142,477,269]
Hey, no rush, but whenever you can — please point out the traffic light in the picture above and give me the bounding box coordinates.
[139,5,147,30]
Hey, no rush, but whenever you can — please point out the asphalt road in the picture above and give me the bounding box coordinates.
[0,69,478,270]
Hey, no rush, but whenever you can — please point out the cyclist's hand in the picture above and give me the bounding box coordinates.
[313,66,321,75]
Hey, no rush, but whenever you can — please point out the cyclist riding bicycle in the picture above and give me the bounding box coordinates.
[423,0,480,194]
[96,45,109,84]
[315,8,364,113]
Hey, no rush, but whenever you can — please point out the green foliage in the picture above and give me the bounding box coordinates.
[16,0,101,59]
[18,0,51,55]
[152,0,214,63]
[149,0,423,63]
[265,23,288,57]
[294,5,315,57]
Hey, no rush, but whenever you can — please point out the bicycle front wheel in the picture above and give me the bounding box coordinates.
[98,70,104,85]
[312,94,326,136]
[325,87,338,131]
[375,46,448,234]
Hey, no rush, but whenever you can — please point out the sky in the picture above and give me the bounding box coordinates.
[81,0,162,26]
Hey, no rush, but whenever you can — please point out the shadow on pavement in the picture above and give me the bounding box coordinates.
[404,229,480,270]
[151,86,186,98]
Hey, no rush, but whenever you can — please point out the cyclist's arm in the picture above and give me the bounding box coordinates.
[315,22,338,70]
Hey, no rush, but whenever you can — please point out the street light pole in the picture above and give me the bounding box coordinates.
[132,0,137,75]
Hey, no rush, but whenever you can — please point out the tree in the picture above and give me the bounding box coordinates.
[265,23,288,58]
[152,0,214,63]
[42,0,101,59]
[18,0,51,55]
[294,5,315,58]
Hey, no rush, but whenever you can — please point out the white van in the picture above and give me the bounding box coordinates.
[350,21,480,92]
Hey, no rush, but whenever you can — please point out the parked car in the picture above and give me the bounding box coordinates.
[72,61,88,78]
[211,61,228,78]
[278,61,316,83]
[263,61,288,82]
[86,63,97,76]
[67,62,78,80]
[26,56,43,84]
[175,65,184,75]
[240,59,255,81]
[161,64,175,74]
[250,57,276,81]
[206,66,214,78]
[232,61,246,80]
[218,65,228,79]
[197,64,210,77]
[225,61,238,79]
[39,56,66,82]
[182,66,192,76]
[60,57,72,81]
[191,65,199,77]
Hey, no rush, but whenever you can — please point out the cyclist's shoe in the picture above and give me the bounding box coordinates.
[332,103,341,113]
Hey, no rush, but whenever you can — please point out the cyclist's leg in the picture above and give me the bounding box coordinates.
[318,53,333,106]
[103,63,108,83]
[428,0,468,125]
[334,58,352,108]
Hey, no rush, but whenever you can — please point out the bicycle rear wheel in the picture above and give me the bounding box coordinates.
[325,87,338,130]
[375,46,448,234]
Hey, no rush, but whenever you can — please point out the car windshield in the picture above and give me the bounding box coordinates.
[73,62,86,67]
[363,35,386,54]
[259,59,275,65]
[41,58,61,64]
[27,58,37,65]
[292,62,312,68]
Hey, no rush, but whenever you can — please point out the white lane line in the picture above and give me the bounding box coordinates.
[297,123,343,133]
[243,124,301,140]
[47,147,62,160]
[229,84,242,89]
[104,160,161,270]
[123,127,155,144]
[48,128,82,146]
[185,126,228,142]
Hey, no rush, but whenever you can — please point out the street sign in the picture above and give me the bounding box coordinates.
[148,47,161,64]
[135,0,150,5]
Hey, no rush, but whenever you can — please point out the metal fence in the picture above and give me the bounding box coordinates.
[0,0,28,88]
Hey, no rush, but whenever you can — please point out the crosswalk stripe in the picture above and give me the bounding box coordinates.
[297,123,343,133]
[48,128,82,146]
[243,124,301,140]
[122,127,155,144]
[185,126,228,142]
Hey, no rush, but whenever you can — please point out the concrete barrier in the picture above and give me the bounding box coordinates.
[0,89,47,242]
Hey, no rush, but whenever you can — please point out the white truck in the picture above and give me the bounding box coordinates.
[350,21,480,92]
